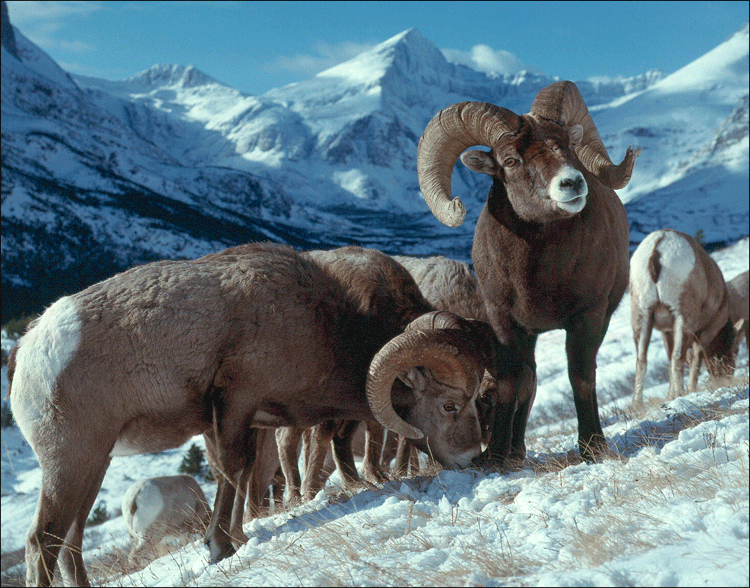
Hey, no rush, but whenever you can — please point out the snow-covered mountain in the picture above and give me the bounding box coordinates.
[2,2,748,321]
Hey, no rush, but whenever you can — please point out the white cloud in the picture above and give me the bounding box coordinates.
[6,1,101,24]
[6,1,99,53]
[442,44,527,76]
[271,40,376,76]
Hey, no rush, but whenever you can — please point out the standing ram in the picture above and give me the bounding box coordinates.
[8,242,498,587]
[630,229,739,406]
[417,81,640,466]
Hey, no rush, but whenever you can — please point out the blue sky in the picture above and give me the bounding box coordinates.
[6,1,749,95]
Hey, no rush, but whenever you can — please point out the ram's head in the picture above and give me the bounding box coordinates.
[417,81,641,226]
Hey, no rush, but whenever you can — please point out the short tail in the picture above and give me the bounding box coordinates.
[647,234,666,284]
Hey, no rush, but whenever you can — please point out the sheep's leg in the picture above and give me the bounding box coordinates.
[509,363,537,465]
[566,311,609,462]
[229,458,255,546]
[270,466,285,510]
[58,455,112,587]
[393,437,419,475]
[362,420,389,484]
[25,446,110,587]
[662,330,674,361]
[483,329,537,469]
[688,340,702,392]
[667,316,686,399]
[275,427,303,506]
[332,420,363,488]
[204,406,257,564]
[203,431,221,483]
[380,429,400,473]
[301,420,337,500]
[392,436,412,476]
[246,429,278,519]
[632,309,654,409]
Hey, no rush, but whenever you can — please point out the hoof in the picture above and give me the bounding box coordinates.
[205,537,237,564]
[579,436,610,463]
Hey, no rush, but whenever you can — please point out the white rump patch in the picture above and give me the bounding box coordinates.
[630,233,660,307]
[653,231,696,311]
[549,165,588,213]
[10,297,81,445]
[123,480,166,538]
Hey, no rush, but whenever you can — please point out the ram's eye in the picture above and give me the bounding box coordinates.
[503,158,517,168]
[443,402,457,412]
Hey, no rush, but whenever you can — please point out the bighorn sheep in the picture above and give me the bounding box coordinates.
[417,81,640,466]
[391,254,500,471]
[8,242,497,586]
[281,253,505,499]
[727,270,748,358]
[271,248,511,507]
[630,229,739,406]
[122,475,212,564]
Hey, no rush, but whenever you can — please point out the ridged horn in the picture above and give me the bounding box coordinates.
[417,102,521,227]
[406,311,500,379]
[366,329,481,440]
[405,310,469,332]
[529,80,641,189]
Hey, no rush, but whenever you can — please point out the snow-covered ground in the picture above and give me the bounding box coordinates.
[1,237,747,587]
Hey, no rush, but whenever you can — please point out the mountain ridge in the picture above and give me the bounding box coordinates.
[2,5,747,322]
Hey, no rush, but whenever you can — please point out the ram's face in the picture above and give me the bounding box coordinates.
[461,118,589,224]
[394,364,484,469]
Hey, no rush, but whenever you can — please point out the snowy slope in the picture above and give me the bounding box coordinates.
[2,238,747,586]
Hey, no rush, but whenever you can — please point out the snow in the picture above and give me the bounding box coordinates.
[2,239,747,587]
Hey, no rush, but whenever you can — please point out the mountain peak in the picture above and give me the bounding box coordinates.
[125,63,222,89]
[316,27,450,86]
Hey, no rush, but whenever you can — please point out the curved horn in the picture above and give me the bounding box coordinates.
[529,81,640,189]
[405,310,470,333]
[417,102,521,227]
[366,329,481,439]
[407,311,508,381]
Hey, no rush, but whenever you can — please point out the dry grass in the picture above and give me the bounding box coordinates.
[6,368,746,587]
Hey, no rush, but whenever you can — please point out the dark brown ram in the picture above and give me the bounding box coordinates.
[417,81,641,466]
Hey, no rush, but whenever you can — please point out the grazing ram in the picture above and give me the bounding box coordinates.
[727,270,748,359]
[391,254,502,472]
[280,253,506,497]
[416,81,640,466]
[270,247,512,507]
[122,475,212,564]
[630,229,739,406]
[7,242,498,586]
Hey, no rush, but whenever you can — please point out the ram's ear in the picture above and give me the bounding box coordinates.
[461,150,500,176]
[397,367,427,393]
[568,124,583,149]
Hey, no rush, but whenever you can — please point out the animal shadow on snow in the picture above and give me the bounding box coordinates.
[246,476,437,548]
